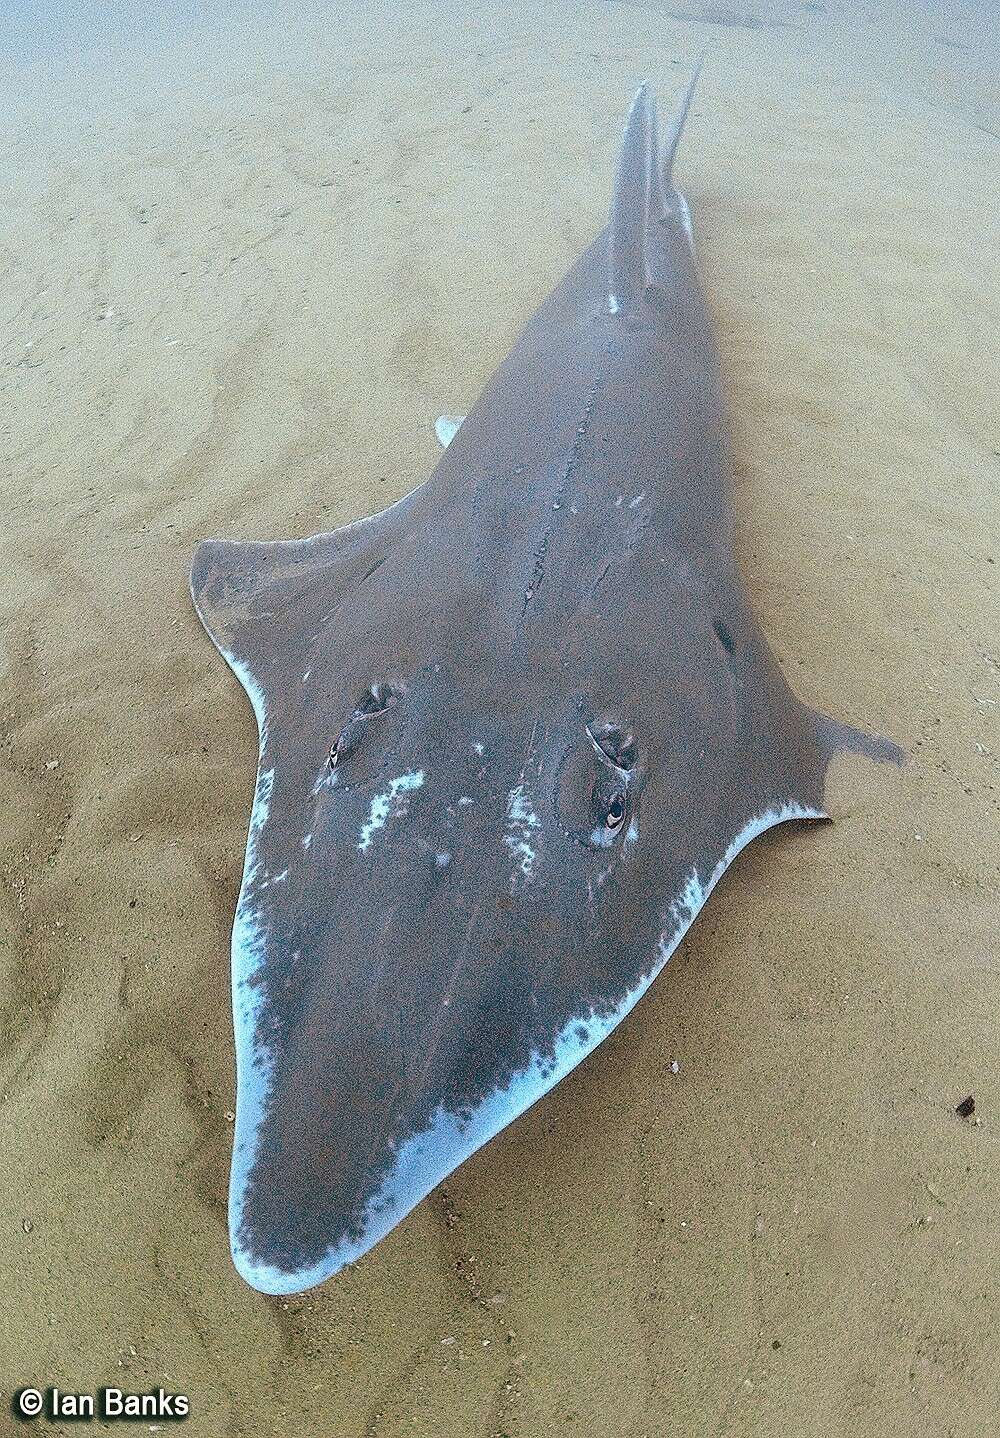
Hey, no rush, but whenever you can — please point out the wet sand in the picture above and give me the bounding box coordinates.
[2,2,998,1433]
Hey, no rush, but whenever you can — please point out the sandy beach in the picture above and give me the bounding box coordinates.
[2,2,998,1433]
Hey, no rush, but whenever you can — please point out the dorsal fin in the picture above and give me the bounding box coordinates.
[607,83,657,315]
[658,54,704,216]
[608,65,704,310]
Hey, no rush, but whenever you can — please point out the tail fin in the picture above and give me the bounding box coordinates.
[658,54,704,217]
[607,62,703,313]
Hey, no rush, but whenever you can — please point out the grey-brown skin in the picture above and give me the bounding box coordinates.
[191,81,902,1294]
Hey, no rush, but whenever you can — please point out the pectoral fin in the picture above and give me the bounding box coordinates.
[434,414,465,448]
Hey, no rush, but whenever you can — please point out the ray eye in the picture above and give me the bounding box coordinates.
[604,792,628,833]
[328,733,349,769]
[328,683,404,770]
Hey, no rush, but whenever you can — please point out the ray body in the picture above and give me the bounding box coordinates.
[191,76,901,1294]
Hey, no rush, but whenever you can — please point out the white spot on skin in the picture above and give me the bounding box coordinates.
[458,796,474,806]
[358,771,425,853]
[677,192,694,249]
[586,861,615,905]
[505,784,541,882]
[435,852,451,869]
[302,670,311,682]
[629,494,645,509]
[302,833,312,850]
[472,743,484,756]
